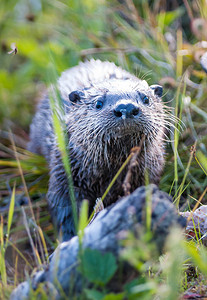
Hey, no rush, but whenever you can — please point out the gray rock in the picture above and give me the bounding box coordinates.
[10,282,30,300]
[10,185,186,299]
[200,52,207,73]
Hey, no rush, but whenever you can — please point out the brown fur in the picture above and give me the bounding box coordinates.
[28,60,167,241]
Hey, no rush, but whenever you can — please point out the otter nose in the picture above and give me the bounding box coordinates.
[114,103,139,119]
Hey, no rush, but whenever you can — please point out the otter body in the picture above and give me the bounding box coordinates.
[29,60,166,241]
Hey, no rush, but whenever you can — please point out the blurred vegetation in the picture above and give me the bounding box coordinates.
[0,0,207,299]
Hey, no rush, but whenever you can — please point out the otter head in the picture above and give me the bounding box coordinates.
[66,78,165,170]
[67,79,163,136]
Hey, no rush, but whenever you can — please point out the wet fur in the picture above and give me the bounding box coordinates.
[28,60,167,241]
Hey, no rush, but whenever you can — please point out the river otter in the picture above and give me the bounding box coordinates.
[28,59,167,241]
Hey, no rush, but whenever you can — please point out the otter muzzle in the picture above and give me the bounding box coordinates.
[114,103,139,119]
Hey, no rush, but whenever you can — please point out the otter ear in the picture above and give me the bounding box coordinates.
[68,90,84,103]
[150,85,163,97]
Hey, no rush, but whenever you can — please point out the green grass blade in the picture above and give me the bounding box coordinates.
[145,171,151,233]
[47,59,78,233]
[0,216,7,286]
[50,93,78,232]
[7,185,15,242]
[78,200,89,243]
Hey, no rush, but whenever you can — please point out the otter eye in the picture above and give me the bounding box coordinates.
[96,100,103,109]
[68,91,82,103]
[142,96,149,105]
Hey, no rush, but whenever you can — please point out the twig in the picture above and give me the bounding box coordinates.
[123,135,145,196]
[21,207,41,267]
[187,187,207,223]
[125,0,142,24]
[183,0,194,23]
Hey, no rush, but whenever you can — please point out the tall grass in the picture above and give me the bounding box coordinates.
[0,186,15,286]
[47,62,78,232]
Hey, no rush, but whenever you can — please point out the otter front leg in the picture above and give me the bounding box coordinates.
[47,149,79,241]
[47,188,76,241]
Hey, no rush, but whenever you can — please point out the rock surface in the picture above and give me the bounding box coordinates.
[10,185,186,300]
[200,52,207,73]
[181,205,207,244]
